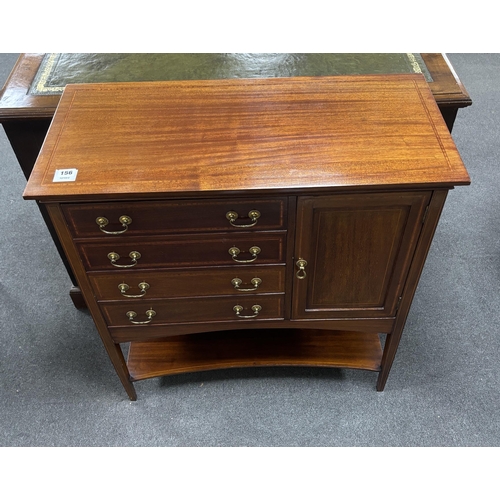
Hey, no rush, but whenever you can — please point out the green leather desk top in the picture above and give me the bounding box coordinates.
[30,53,432,95]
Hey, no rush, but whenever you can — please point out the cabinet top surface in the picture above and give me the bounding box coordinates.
[24,75,470,201]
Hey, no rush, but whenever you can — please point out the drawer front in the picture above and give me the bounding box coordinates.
[100,294,284,326]
[89,265,286,300]
[62,198,288,237]
[77,232,286,271]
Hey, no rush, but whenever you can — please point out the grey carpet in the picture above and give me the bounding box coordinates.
[0,53,499,446]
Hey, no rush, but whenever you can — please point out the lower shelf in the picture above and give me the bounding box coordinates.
[127,328,383,382]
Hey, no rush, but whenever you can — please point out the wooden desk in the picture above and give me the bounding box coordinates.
[23,75,470,399]
[4,53,472,308]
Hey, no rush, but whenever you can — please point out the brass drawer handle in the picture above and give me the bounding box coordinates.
[226,210,261,228]
[231,277,262,292]
[233,304,262,319]
[107,251,141,268]
[126,309,156,325]
[118,281,150,298]
[295,258,308,279]
[96,215,132,234]
[229,246,261,263]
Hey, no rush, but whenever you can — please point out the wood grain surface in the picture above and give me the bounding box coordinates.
[23,75,470,201]
[127,329,383,381]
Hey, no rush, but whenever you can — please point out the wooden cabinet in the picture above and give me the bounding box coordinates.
[24,75,470,400]
[3,54,472,310]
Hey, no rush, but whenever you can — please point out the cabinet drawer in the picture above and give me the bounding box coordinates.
[100,294,284,326]
[89,265,286,300]
[77,232,286,271]
[62,198,288,237]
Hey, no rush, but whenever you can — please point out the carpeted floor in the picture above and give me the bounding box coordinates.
[0,53,499,447]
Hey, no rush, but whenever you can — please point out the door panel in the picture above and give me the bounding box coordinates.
[292,191,431,319]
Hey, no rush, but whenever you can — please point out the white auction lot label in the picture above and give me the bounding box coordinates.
[53,169,78,182]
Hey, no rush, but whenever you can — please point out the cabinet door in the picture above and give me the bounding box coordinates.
[292,191,431,319]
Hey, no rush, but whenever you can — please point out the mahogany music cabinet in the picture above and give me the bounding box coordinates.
[23,75,470,400]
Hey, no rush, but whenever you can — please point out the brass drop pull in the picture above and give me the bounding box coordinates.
[96,215,132,234]
[126,309,156,324]
[231,277,262,292]
[229,246,261,263]
[118,281,150,298]
[107,251,141,268]
[295,258,308,279]
[226,210,261,228]
[233,304,262,319]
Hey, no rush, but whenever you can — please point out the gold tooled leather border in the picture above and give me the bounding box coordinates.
[30,53,431,95]
[31,53,65,95]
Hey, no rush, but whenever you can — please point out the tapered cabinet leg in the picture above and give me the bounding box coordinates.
[69,286,87,309]
[108,343,137,401]
[376,329,404,391]
[123,382,137,401]
[377,190,449,391]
